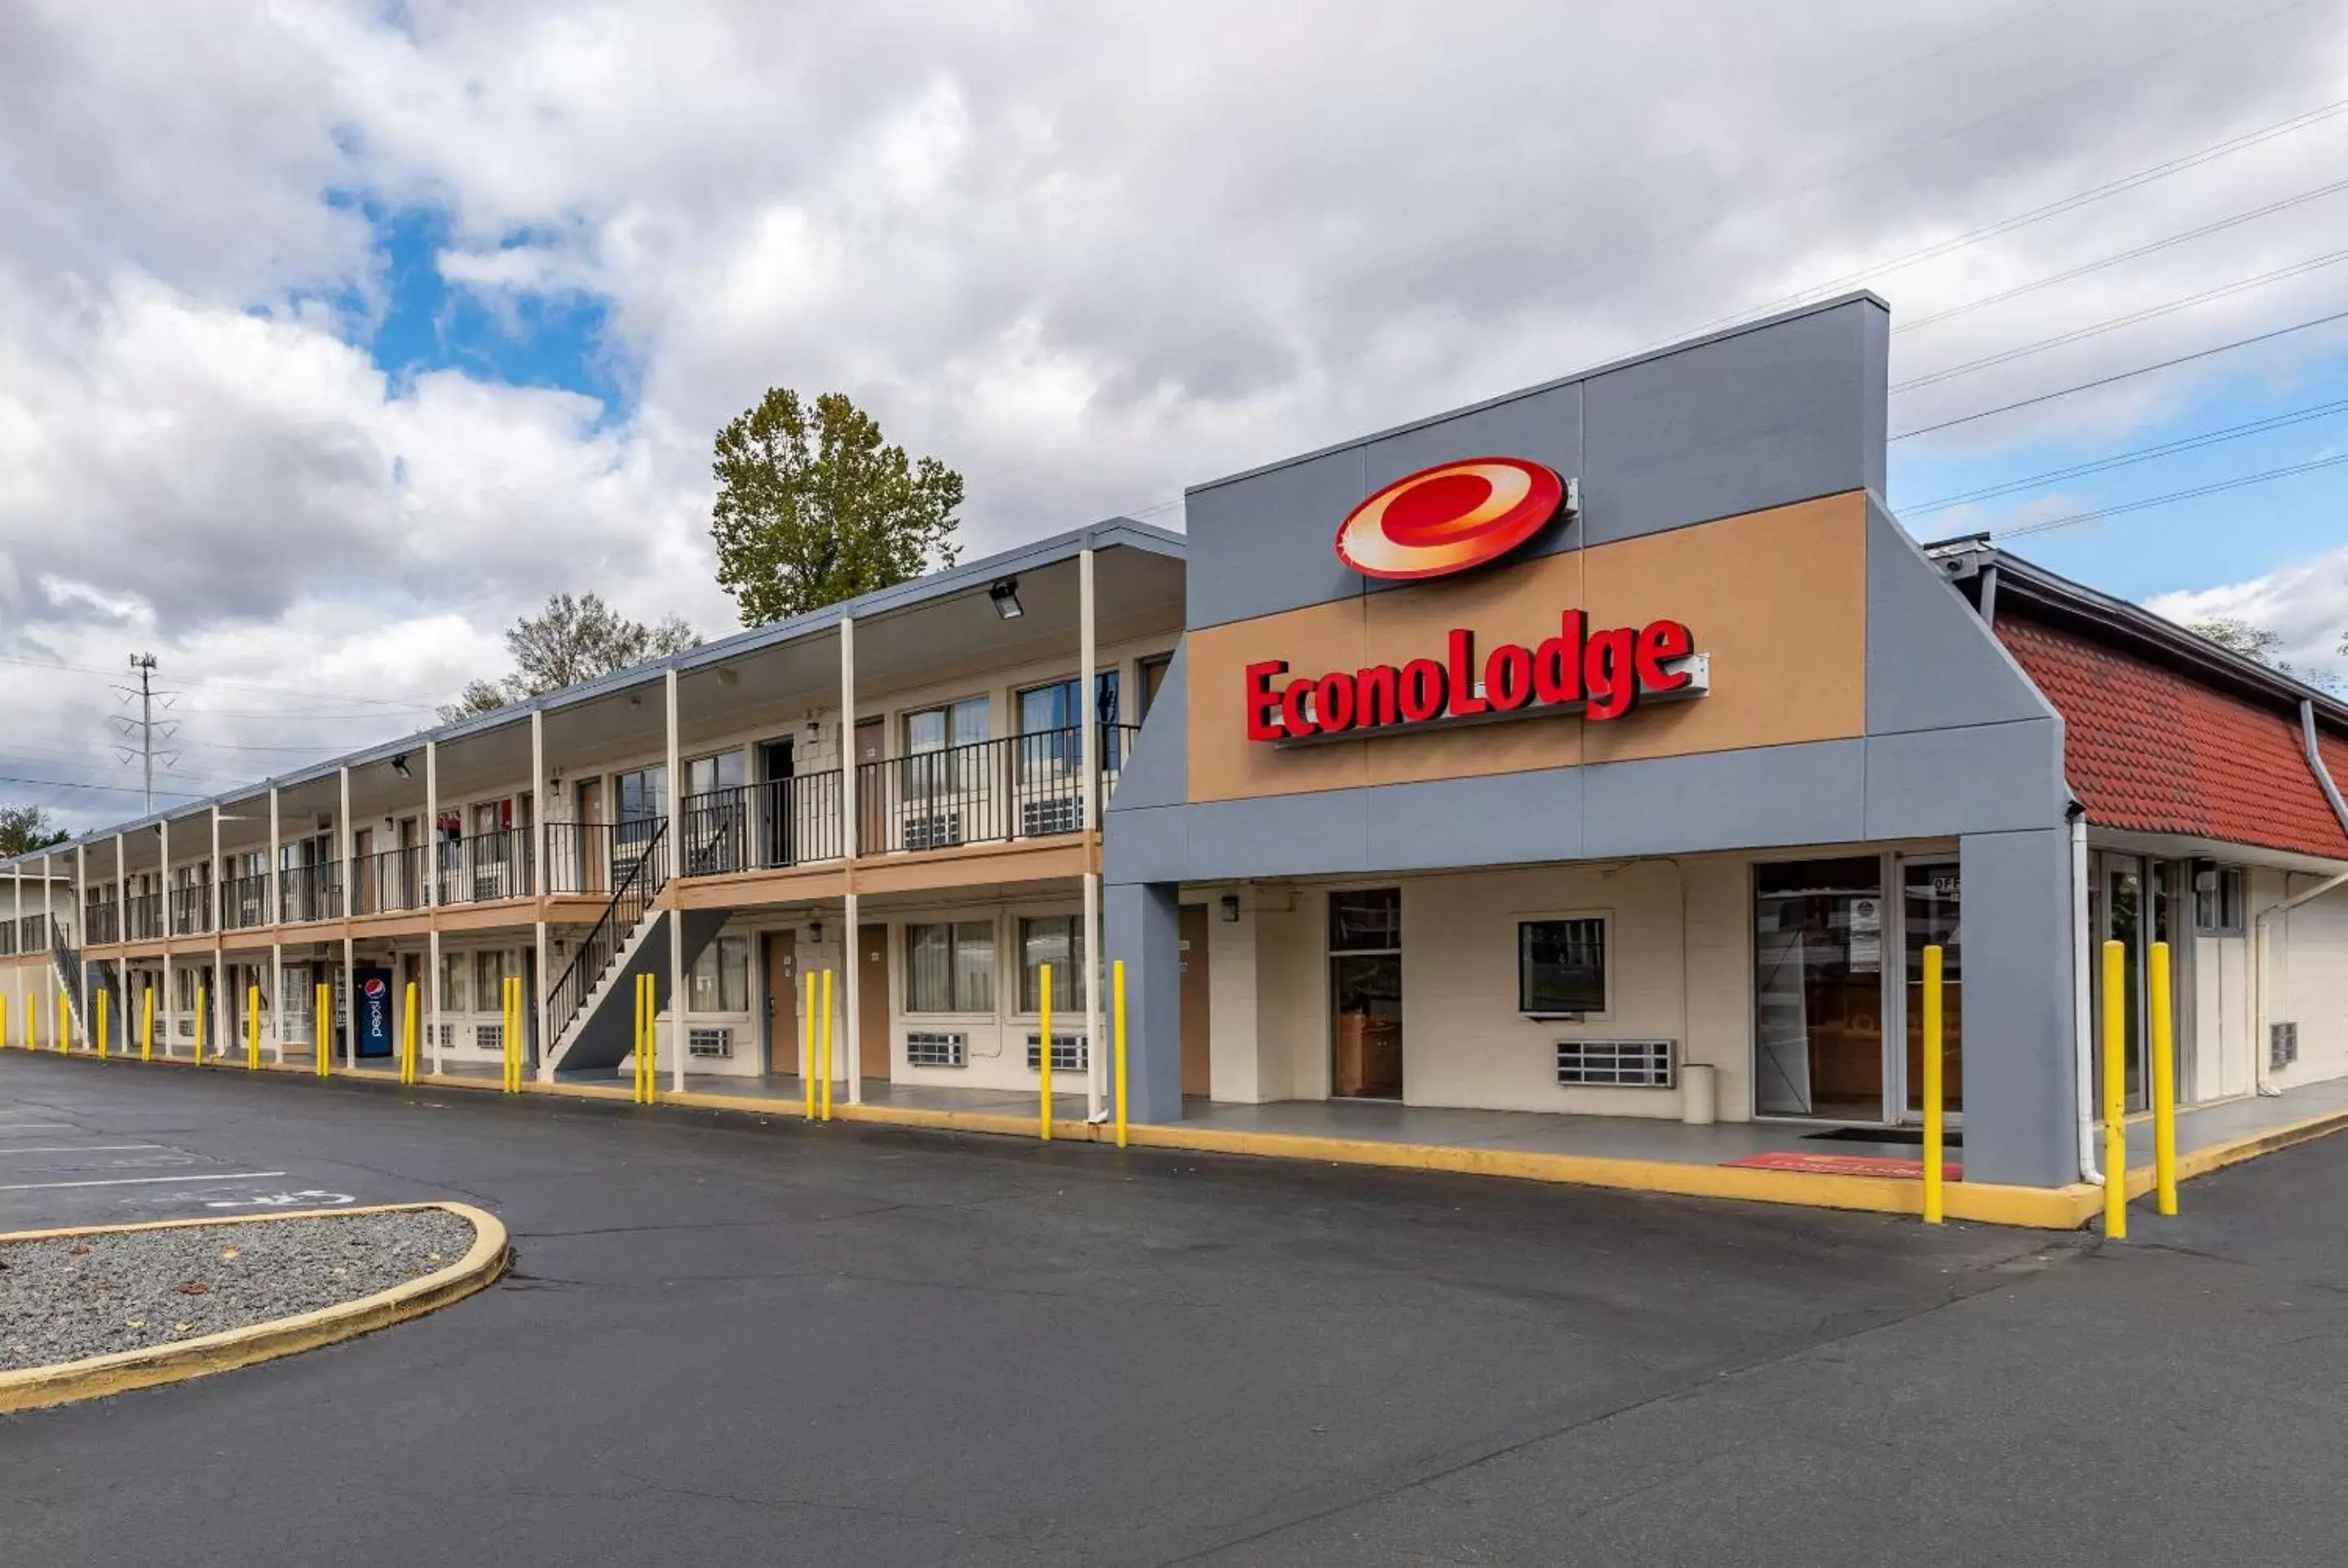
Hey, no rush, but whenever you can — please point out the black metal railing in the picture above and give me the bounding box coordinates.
[851,725,1141,855]
[544,823,619,895]
[434,830,534,906]
[0,921,13,957]
[169,884,212,936]
[278,861,343,924]
[544,819,669,1054]
[353,846,426,916]
[127,891,163,942]
[86,899,119,946]
[17,914,47,953]
[50,916,79,1007]
[224,872,271,930]
[675,771,846,879]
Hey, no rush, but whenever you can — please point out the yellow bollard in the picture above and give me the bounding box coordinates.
[97,987,109,1061]
[245,983,261,1071]
[645,973,659,1104]
[803,970,817,1121]
[401,980,418,1085]
[56,989,69,1054]
[631,974,645,1103]
[1921,944,1944,1225]
[316,982,332,1078]
[502,977,515,1093]
[195,985,207,1065]
[1113,959,1129,1150]
[0,996,7,1053]
[2151,940,2178,1217]
[2102,939,2127,1240]
[819,968,834,1122]
[141,986,154,1064]
[1038,961,1054,1142]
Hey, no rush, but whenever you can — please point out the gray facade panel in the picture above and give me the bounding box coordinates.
[1580,299,1882,548]
[1862,720,2068,840]
[1103,880,1183,1123]
[1170,792,1372,881]
[1103,803,1192,887]
[1581,740,1868,859]
[1360,767,1585,872]
[1106,641,1190,811]
[1864,502,2054,736]
[1957,827,2080,1188]
[1184,445,1365,630]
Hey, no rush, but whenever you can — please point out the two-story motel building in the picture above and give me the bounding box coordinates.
[10,291,2348,1199]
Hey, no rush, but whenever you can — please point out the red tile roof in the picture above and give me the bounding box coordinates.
[1996,612,2348,861]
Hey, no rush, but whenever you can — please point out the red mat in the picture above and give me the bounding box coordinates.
[1723,1151,1964,1180]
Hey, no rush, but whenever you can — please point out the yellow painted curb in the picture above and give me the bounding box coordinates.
[24,1038,2348,1230]
[0,1201,509,1415]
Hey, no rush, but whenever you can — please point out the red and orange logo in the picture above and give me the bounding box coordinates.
[1333,457,1567,581]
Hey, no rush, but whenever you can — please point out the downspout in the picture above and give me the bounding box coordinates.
[2069,800,2099,1185]
[2251,701,2348,1095]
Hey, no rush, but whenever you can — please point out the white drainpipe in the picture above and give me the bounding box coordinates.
[2255,701,2348,1096]
[2071,808,2101,1185]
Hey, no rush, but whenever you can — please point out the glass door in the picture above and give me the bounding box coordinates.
[1753,857,1886,1120]
[1329,889,1402,1099]
[1899,860,1962,1120]
[2093,854,2150,1114]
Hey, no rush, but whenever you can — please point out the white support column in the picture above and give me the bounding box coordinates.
[210,805,224,1062]
[339,765,354,1067]
[267,784,282,1062]
[426,740,442,1077]
[160,817,174,1053]
[1080,546,1103,1118]
[839,616,860,1105]
[74,841,87,1050]
[12,865,23,1047]
[665,669,685,1094]
[532,708,550,1081]
[113,832,127,1054]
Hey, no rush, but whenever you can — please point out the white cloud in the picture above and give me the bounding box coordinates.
[6,0,2348,826]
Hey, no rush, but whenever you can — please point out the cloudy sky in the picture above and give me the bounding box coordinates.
[5,0,2348,828]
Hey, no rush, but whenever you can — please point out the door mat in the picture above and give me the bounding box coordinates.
[1724,1151,1965,1180]
[1803,1125,1965,1148]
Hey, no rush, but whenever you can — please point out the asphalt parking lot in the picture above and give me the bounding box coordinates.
[3,1050,2346,1566]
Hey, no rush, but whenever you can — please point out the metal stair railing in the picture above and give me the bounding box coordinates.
[543,818,670,1056]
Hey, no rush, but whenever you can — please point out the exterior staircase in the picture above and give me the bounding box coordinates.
[541,822,727,1079]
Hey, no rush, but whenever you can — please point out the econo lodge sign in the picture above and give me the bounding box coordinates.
[1245,457,1707,744]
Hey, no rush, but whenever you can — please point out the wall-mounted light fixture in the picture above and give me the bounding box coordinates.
[1219,893,1240,923]
[988,576,1024,621]
[809,917,825,944]
[390,753,411,780]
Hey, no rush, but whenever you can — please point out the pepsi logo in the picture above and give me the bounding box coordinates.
[1334,457,1568,581]
[363,978,387,998]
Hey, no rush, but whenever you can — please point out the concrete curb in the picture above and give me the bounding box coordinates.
[22,1040,2348,1230]
[0,1200,509,1415]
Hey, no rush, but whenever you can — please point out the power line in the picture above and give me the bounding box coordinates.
[1991,449,2348,540]
[0,773,210,802]
[1895,174,2348,333]
[0,652,435,711]
[1675,85,2348,345]
[1890,245,2348,392]
[108,653,177,814]
[1900,394,2348,515]
[1889,303,2348,440]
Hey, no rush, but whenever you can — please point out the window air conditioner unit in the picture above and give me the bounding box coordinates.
[905,1031,968,1068]
[903,811,965,852]
[1556,1039,1677,1089]
[1020,796,1084,838]
[688,1027,733,1059]
[1026,1032,1087,1073]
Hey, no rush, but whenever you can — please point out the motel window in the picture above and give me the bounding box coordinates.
[2194,864,2246,934]
[1138,654,1172,720]
[439,952,469,1014]
[906,698,991,756]
[1519,918,1608,1017]
[472,951,515,1012]
[906,921,995,1014]
[688,936,751,1014]
[616,767,668,846]
[1019,915,1086,1012]
[683,751,747,798]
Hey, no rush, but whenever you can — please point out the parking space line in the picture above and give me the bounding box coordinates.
[0,1145,170,1155]
[0,1171,287,1193]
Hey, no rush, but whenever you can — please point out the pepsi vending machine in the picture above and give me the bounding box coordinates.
[356,968,396,1058]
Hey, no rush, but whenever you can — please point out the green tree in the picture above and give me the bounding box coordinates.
[2190,617,2287,668]
[0,802,71,855]
[710,388,965,626]
[440,592,701,722]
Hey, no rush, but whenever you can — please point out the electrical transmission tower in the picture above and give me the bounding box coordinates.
[109,653,179,813]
